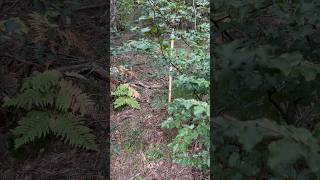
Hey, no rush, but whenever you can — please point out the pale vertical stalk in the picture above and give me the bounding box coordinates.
[168,31,174,103]
[193,0,197,29]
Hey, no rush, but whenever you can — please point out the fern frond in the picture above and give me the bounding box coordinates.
[55,80,74,112]
[4,70,97,151]
[72,93,94,115]
[113,97,127,109]
[21,70,61,92]
[12,111,51,149]
[35,91,55,108]
[56,80,94,114]
[112,83,140,110]
[3,87,55,110]
[111,83,131,97]
[3,89,37,109]
[50,113,97,150]
[113,96,140,109]
[125,97,140,109]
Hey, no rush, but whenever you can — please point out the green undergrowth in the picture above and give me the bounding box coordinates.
[146,148,164,161]
[212,0,320,178]
[120,117,145,154]
[113,0,210,174]
[123,128,144,154]
[151,90,168,109]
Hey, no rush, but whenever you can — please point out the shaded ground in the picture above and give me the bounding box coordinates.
[110,40,208,179]
[0,0,109,179]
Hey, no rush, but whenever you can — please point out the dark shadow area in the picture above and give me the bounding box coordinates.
[0,0,110,179]
[211,1,320,179]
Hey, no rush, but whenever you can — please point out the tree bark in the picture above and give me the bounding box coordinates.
[110,0,117,29]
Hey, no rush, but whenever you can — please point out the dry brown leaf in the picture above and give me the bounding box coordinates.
[58,29,91,55]
[28,13,57,43]
[117,65,138,81]
[128,86,140,100]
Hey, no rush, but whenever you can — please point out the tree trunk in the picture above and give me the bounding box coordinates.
[110,0,117,29]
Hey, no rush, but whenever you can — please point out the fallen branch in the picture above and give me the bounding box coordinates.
[56,62,109,81]
[56,63,92,71]
[130,81,163,89]
[4,53,42,67]
[75,3,107,11]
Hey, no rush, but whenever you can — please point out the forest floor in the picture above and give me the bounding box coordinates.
[0,0,208,178]
[110,33,208,179]
[0,0,109,179]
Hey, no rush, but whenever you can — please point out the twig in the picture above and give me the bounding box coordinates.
[159,47,183,74]
[268,89,290,123]
[128,173,141,180]
[56,63,92,71]
[129,81,151,89]
[217,113,283,135]
[75,3,107,11]
[56,62,109,81]
[4,53,42,67]
[212,3,274,41]
[212,2,273,23]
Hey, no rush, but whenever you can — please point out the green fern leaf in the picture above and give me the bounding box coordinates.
[55,80,74,112]
[111,83,131,97]
[4,70,97,151]
[113,96,127,109]
[112,83,140,110]
[3,87,55,110]
[21,70,61,92]
[50,113,97,150]
[125,97,140,109]
[56,80,93,115]
[72,93,94,115]
[3,71,59,110]
[113,96,140,109]
[13,111,51,149]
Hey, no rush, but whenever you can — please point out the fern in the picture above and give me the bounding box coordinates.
[112,83,140,110]
[56,80,94,115]
[3,70,97,150]
[21,70,61,92]
[13,111,51,149]
[113,96,140,109]
[51,113,97,150]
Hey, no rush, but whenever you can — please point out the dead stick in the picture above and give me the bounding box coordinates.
[56,63,92,71]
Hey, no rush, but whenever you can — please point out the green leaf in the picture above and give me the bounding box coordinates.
[238,126,264,151]
[268,138,305,170]
[13,111,51,149]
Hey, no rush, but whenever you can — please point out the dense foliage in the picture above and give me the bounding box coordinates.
[162,99,209,168]
[3,70,97,150]
[136,0,210,170]
[113,0,210,170]
[213,0,320,178]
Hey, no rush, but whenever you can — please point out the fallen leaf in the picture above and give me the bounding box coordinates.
[128,86,140,100]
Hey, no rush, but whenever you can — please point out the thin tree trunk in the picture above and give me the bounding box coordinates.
[110,0,117,29]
